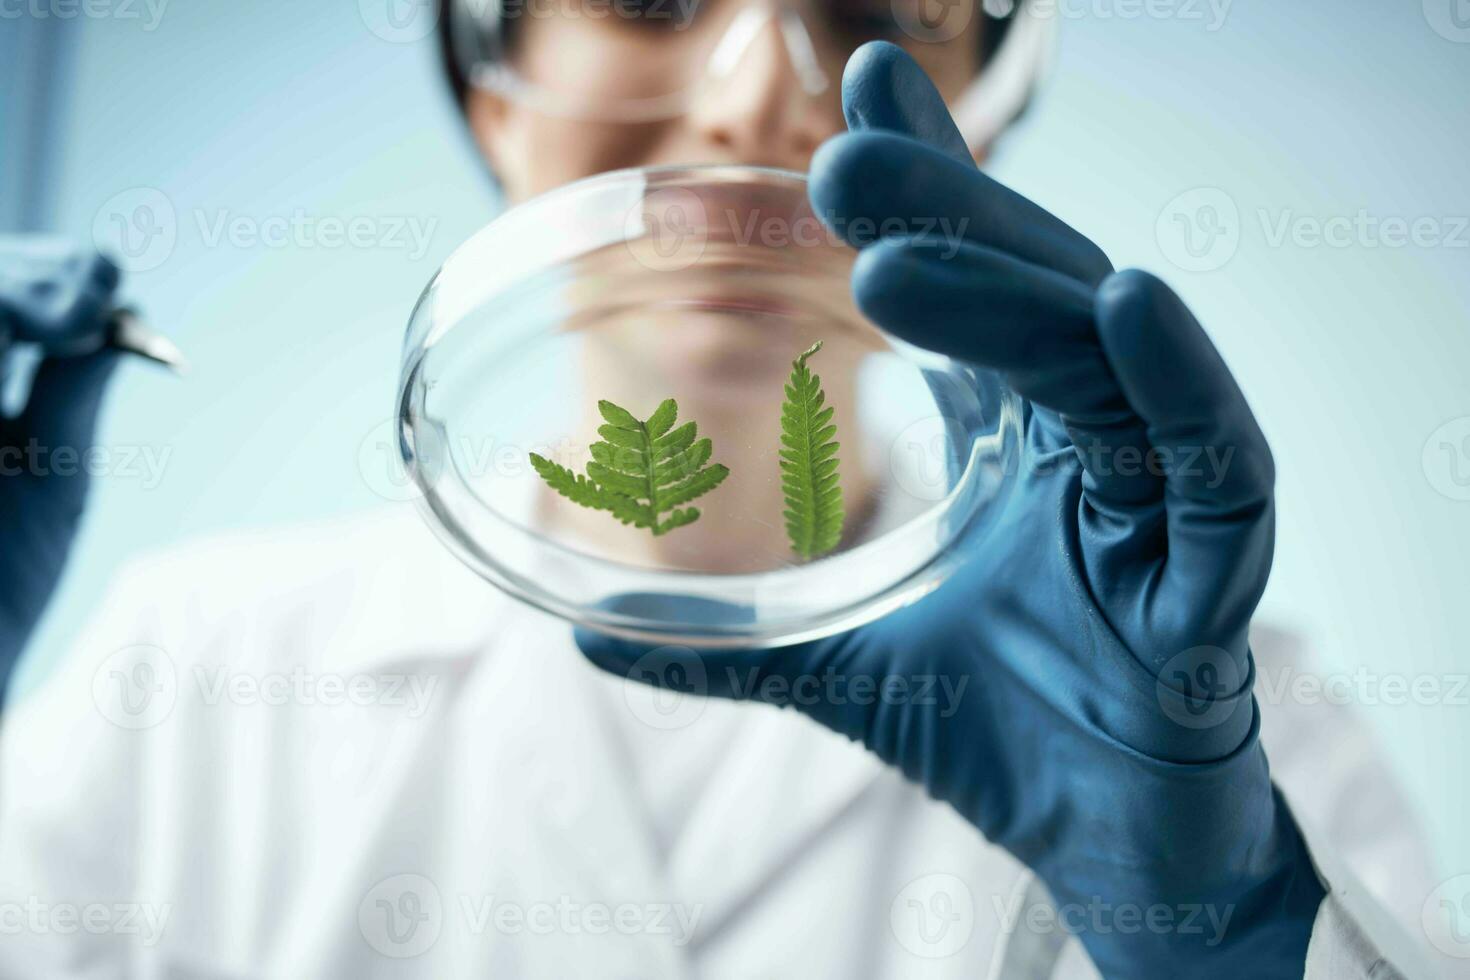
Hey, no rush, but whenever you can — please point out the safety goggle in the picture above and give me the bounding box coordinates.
[449,0,1055,147]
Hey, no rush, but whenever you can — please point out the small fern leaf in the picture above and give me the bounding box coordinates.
[597,399,641,430]
[646,398,678,439]
[530,453,637,518]
[531,399,727,538]
[656,437,712,484]
[654,421,698,459]
[589,441,644,477]
[660,463,730,510]
[656,507,702,536]
[584,461,649,499]
[597,424,644,450]
[778,342,844,559]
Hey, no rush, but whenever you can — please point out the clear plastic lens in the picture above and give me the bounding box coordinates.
[398,165,1021,647]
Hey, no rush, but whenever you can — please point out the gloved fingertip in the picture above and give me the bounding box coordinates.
[1093,269,1217,398]
[850,235,947,321]
[808,135,863,233]
[808,132,912,246]
[842,41,972,164]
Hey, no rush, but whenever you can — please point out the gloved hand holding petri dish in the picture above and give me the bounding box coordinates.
[397,165,1022,648]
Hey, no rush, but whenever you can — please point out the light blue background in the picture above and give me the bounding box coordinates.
[5,0,1468,877]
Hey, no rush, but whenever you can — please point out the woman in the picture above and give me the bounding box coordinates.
[0,1,1439,976]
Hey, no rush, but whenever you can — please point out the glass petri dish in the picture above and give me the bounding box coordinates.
[397,165,1022,649]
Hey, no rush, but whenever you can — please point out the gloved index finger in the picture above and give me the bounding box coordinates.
[818,44,1112,289]
[841,41,973,166]
[811,132,1114,289]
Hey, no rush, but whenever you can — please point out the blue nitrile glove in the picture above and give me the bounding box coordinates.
[0,238,123,700]
[576,43,1327,978]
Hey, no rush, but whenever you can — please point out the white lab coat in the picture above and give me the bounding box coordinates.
[0,505,1445,979]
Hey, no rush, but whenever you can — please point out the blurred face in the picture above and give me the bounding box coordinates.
[466,0,985,200]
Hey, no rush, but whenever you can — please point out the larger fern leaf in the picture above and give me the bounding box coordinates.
[779,341,844,559]
[530,398,729,537]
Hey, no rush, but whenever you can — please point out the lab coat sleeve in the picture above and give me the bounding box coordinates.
[1254,626,1444,980]
[1291,800,1433,980]
[0,557,172,977]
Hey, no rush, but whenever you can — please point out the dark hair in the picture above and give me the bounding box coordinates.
[437,0,470,110]
[435,0,1014,113]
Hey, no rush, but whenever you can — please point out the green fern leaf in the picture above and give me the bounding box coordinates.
[779,341,845,559]
[646,398,678,438]
[532,399,728,537]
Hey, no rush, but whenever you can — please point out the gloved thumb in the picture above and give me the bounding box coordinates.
[840,41,972,165]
